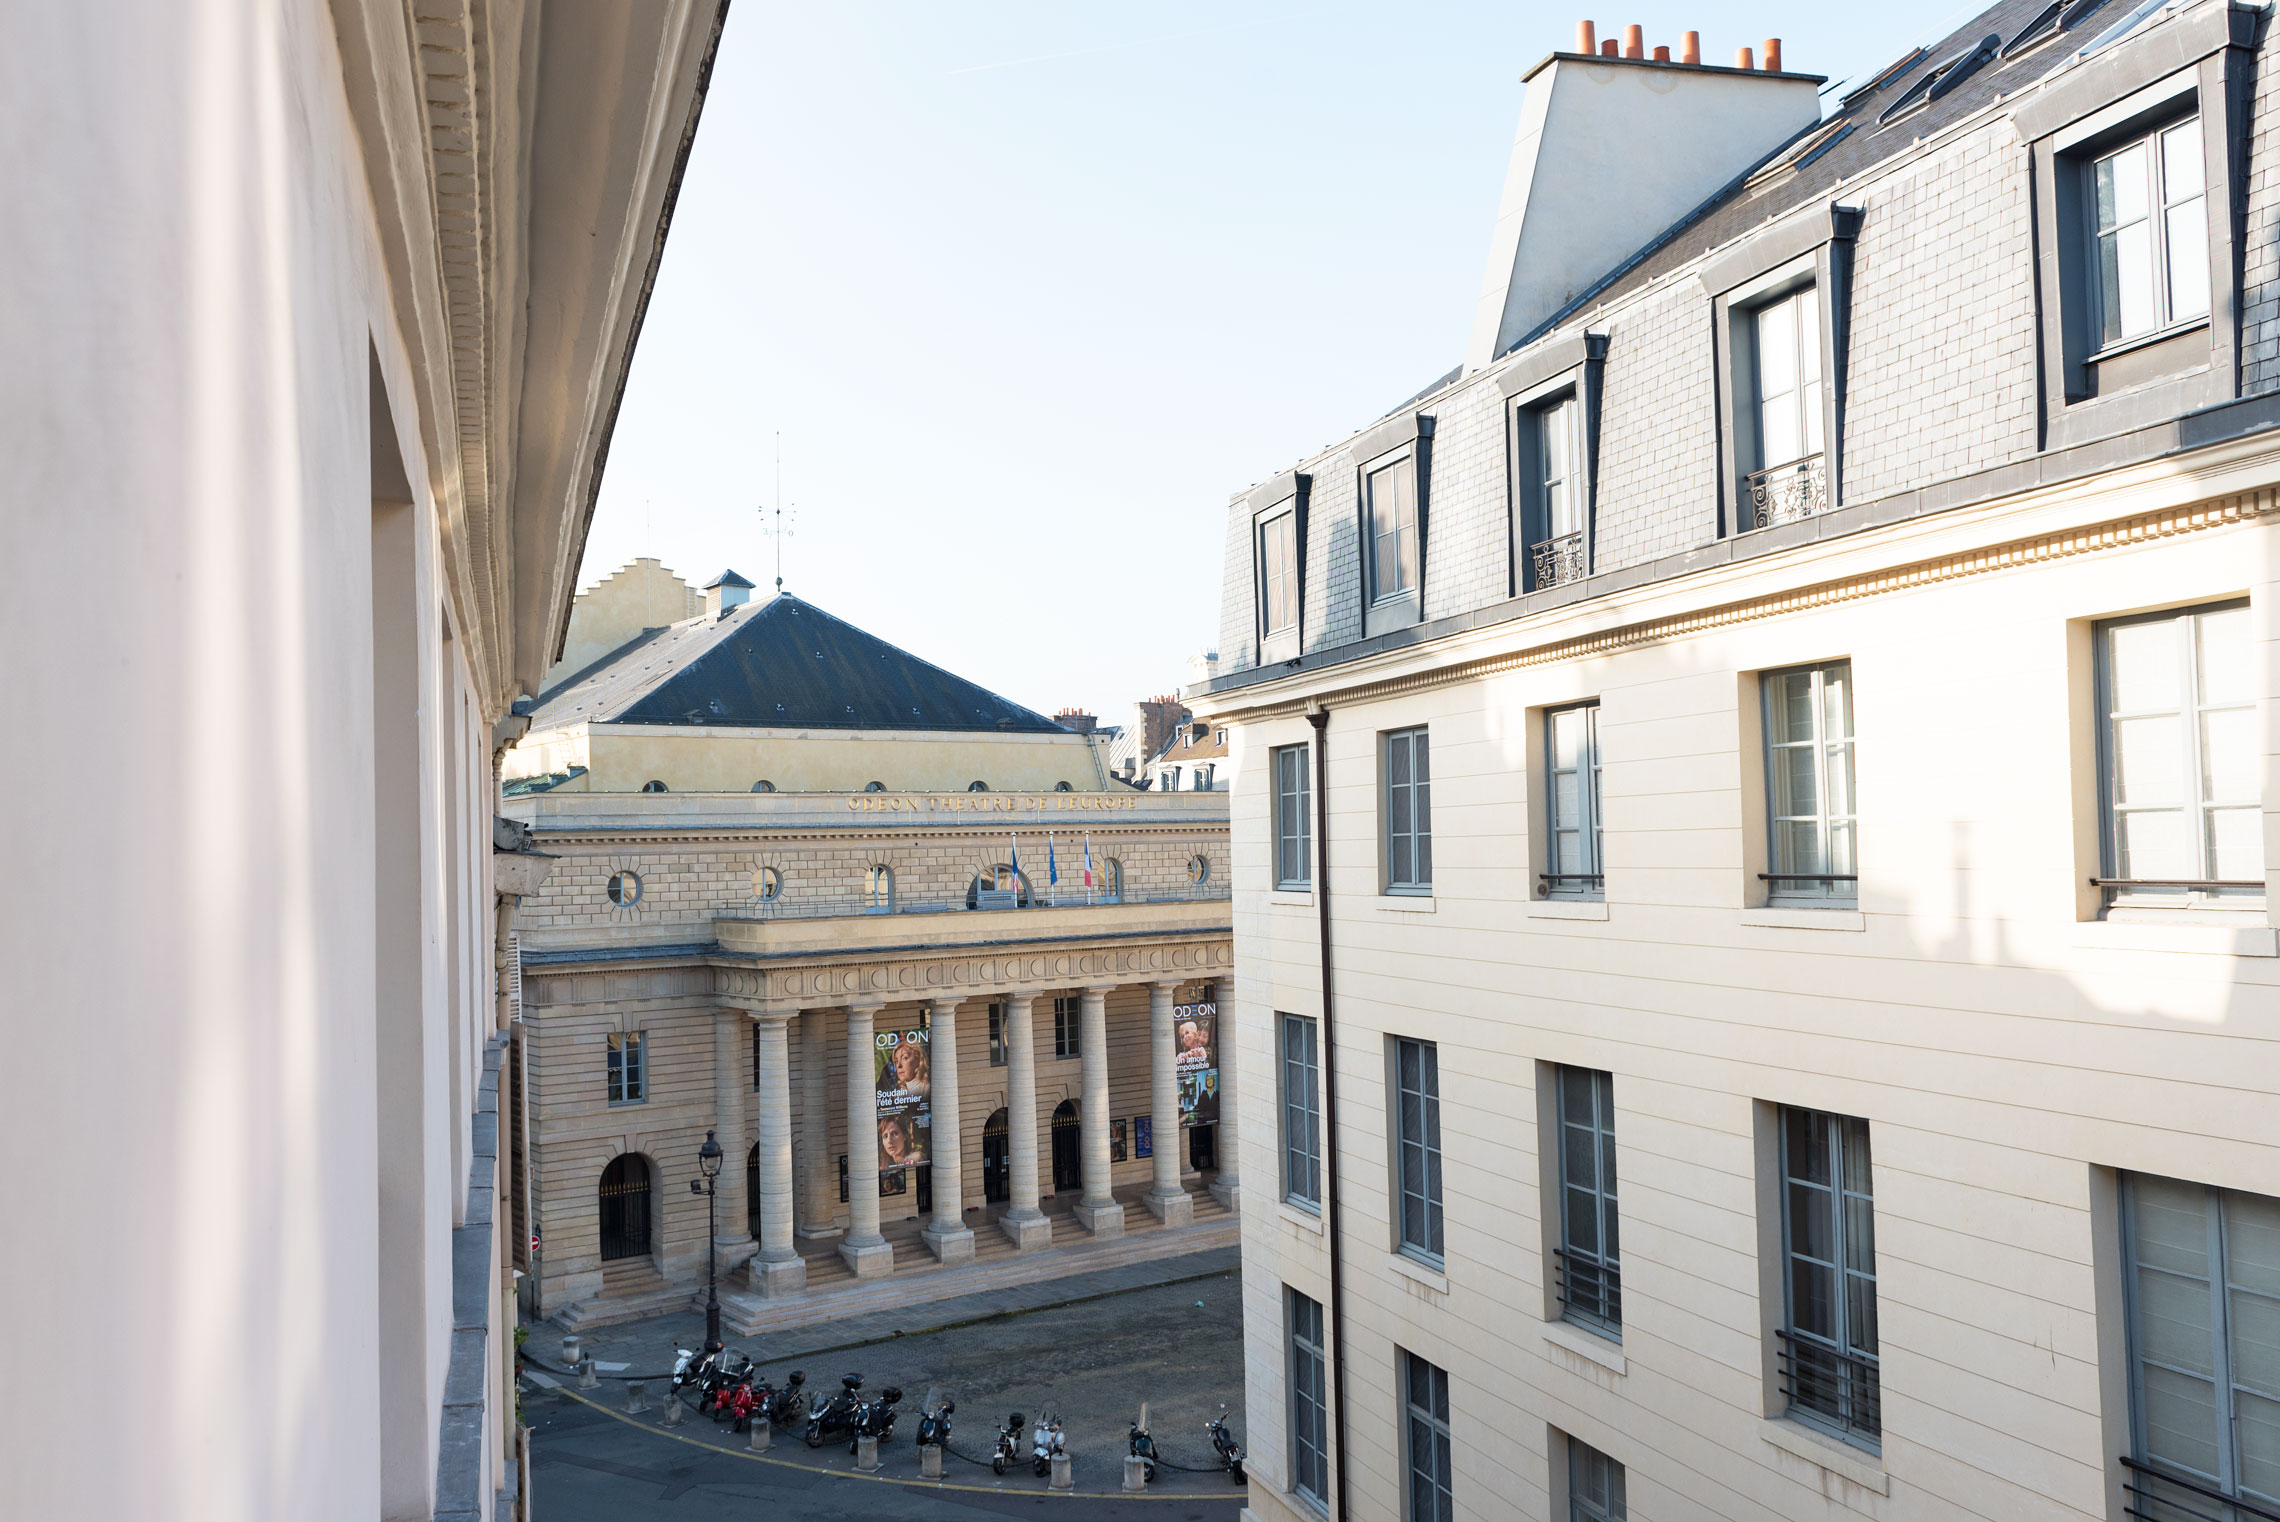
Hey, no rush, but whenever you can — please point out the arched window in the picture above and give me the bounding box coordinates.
[1054,780,1074,792]
[967,780,989,792]
[751,866,782,902]
[751,779,776,793]
[641,779,668,793]
[1101,858,1123,903]
[1051,1099,1081,1191]
[865,865,893,913]
[606,870,642,907]
[966,864,1030,909]
[864,781,886,793]
[598,1154,653,1261]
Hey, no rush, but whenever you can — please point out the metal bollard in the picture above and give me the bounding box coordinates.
[661,1392,683,1427]
[1050,1453,1073,1491]
[748,1420,771,1452]
[855,1434,880,1473]
[561,1335,582,1368]
[625,1379,648,1415]
[920,1443,942,1479]
[1123,1455,1148,1492]
[577,1357,597,1390]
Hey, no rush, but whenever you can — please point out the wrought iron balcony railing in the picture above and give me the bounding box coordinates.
[1530,531,1587,590]
[1552,1246,1621,1332]
[1746,452,1829,529]
[715,881,1231,923]
[1776,1329,1880,1445]
[2123,1456,2280,1522]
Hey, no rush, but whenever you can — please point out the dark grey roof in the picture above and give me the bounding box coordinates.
[527,592,1065,734]
[703,568,755,589]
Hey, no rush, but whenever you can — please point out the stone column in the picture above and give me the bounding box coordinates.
[1209,985,1240,1212]
[1071,985,1122,1237]
[839,1001,893,1277]
[998,993,1051,1251]
[920,996,975,1263]
[748,1011,805,1296]
[713,1011,755,1268]
[1144,980,1193,1226]
[795,1007,840,1239]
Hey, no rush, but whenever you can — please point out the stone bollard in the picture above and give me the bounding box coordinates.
[1123,1455,1148,1492]
[855,1434,880,1473]
[561,1334,582,1368]
[748,1420,771,1452]
[920,1443,942,1480]
[1051,1453,1073,1491]
[577,1357,597,1390]
[625,1380,648,1415]
[661,1392,683,1427]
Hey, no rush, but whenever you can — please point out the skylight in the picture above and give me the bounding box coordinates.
[1876,33,2002,126]
[2000,0,2113,58]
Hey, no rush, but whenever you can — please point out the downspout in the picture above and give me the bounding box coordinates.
[1306,703,1349,1522]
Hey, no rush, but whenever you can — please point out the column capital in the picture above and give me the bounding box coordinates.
[1081,983,1116,996]
[846,997,888,1016]
[924,994,963,1015]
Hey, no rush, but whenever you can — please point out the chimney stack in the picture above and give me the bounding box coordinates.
[1577,19,1596,53]
[1763,38,1783,71]
[1681,30,1700,64]
[1623,23,1643,58]
[1652,44,1670,61]
[1600,37,1618,55]
[1055,707,1098,735]
[1736,45,1755,69]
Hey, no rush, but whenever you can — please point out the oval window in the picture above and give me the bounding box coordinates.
[751,780,776,793]
[864,781,886,793]
[751,866,782,902]
[607,871,643,906]
[1187,855,1210,885]
[1054,781,1073,792]
[967,780,989,792]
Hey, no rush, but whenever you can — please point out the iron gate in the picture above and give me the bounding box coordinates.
[598,1154,652,1261]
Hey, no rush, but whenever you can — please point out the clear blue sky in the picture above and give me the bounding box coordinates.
[583,1,1980,722]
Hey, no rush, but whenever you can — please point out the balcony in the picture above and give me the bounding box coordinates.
[714,889,1231,959]
[1552,1246,1621,1332]
[1776,1329,1880,1447]
[1530,531,1587,590]
[2123,1458,2280,1522]
[1746,452,1829,529]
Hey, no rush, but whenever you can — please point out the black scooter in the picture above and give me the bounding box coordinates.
[1128,1405,1158,1484]
[1206,1405,1246,1483]
[991,1411,1024,1476]
[848,1385,903,1452]
[759,1369,807,1428]
[804,1373,865,1448]
[915,1395,955,1449]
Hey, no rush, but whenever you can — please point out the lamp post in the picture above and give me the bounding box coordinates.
[692,1129,724,1349]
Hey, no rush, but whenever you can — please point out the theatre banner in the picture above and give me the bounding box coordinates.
[1174,998,1218,1128]
[874,1025,932,1178]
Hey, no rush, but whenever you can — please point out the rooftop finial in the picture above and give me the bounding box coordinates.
[761,430,795,593]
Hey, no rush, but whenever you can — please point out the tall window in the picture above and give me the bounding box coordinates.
[1394,1038,1444,1263]
[988,1003,1007,1068]
[2092,118,2209,348]
[1779,1106,1880,1447]
[1403,1353,1454,1522]
[1281,1014,1321,1209]
[1385,727,1432,894]
[1528,395,1588,589]
[1274,744,1313,889]
[1366,458,1419,603]
[1567,1437,1627,1522]
[865,864,893,913]
[1162,767,1179,792]
[1053,996,1079,1059]
[1763,661,1856,904]
[1557,1066,1621,1335]
[1753,285,1823,473]
[1195,764,1215,791]
[2098,602,2262,905]
[2122,1174,2280,1514]
[1287,1288,1331,1507]
[1544,703,1602,898]
[606,1030,645,1105]
[1101,858,1123,903]
[1259,509,1300,636]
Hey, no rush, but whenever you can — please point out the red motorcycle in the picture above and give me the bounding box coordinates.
[719,1378,761,1432]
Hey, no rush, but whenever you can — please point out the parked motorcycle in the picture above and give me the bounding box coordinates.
[915,1392,954,1450]
[1206,1405,1246,1483]
[669,1344,717,1398]
[697,1354,750,1417]
[718,1376,761,1432]
[760,1370,807,1428]
[848,1384,903,1452]
[804,1373,865,1448]
[1128,1404,1158,1484]
[1030,1411,1066,1477]
[992,1412,1024,1476]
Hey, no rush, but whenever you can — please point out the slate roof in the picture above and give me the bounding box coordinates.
[527,592,1065,734]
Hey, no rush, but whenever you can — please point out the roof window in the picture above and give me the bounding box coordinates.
[2001,0,2112,57]
[1876,33,2000,126]
[1840,45,1927,110]
[641,779,668,793]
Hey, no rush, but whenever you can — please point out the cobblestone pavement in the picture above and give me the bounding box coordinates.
[521,1247,1249,1518]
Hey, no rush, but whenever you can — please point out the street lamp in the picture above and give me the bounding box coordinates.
[692,1129,725,1350]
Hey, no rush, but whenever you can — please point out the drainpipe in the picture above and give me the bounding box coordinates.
[1306,703,1350,1522]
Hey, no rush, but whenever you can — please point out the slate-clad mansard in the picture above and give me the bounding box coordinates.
[1202,6,2280,1522]
[504,566,1236,1328]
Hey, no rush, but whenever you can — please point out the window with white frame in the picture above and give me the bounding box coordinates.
[1385,727,1432,893]
[1779,1106,1880,1447]
[1751,285,1824,476]
[1403,1353,1454,1522]
[1053,995,1079,1059]
[2121,1173,2280,1514]
[1287,1288,1331,1508]
[1274,743,1313,889]
[2091,117,2209,348]
[1281,1014,1321,1209]
[2097,601,2262,905]
[1567,1436,1627,1522]
[1394,1037,1444,1263]
[1544,703,1602,898]
[1763,661,1856,904]
[606,1030,645,1105]
[1194,764,1215,791]
[1259,508,1300,637]
[1557,1066,1620,1335]
[1365,457,1419,604]
[865,864,893,913]
[1162,767,1179,792]
[1526,394,1588,589]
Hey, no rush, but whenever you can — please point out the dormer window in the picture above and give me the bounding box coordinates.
[1747,284,1826,526]
[2090,119,2208,348]
[1351,414,1432,639]
[1247,472,1311,662]
[1258,508,1298,634]
[1364,458,1418,605]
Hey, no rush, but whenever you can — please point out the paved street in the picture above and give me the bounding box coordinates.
[523,1249,1249,1519]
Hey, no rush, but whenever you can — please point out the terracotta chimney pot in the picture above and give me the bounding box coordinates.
[1681,30,1700,64]
[1623,23,1643,57]
[1736,45,1755,69]
[1652,44,1670,61]
[1601,38,1618,56]
[1764,38,1783,71]
[1577,19,1596,52]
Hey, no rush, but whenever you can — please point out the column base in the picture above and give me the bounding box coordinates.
[794,1222,845,1241]
[1209,1178,1241,1213]
[999,1209,1052,1252]
[1071,1201,1125,1238]
[838,1236,894,1278]
[715,1236,759,1274]
[921,1222,976,1264]
[1144,1190,1194,1228]
[749,1254,806,1298]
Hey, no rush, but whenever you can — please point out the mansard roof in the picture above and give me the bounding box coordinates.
[528,592,1065,734]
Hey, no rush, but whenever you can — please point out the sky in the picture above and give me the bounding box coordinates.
[581,1,1986,723]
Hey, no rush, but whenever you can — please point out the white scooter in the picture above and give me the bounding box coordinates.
[1030,1410,1066,1477]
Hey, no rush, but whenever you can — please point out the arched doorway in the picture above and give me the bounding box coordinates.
[598,1154,652,1261]
[1051,1100,1081,1192]
[747,1144,761,1238]
[982,1109,1010,1204]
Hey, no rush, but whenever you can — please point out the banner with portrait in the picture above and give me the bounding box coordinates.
[1174,999,1218,1128]
[873,1025,932,1181]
